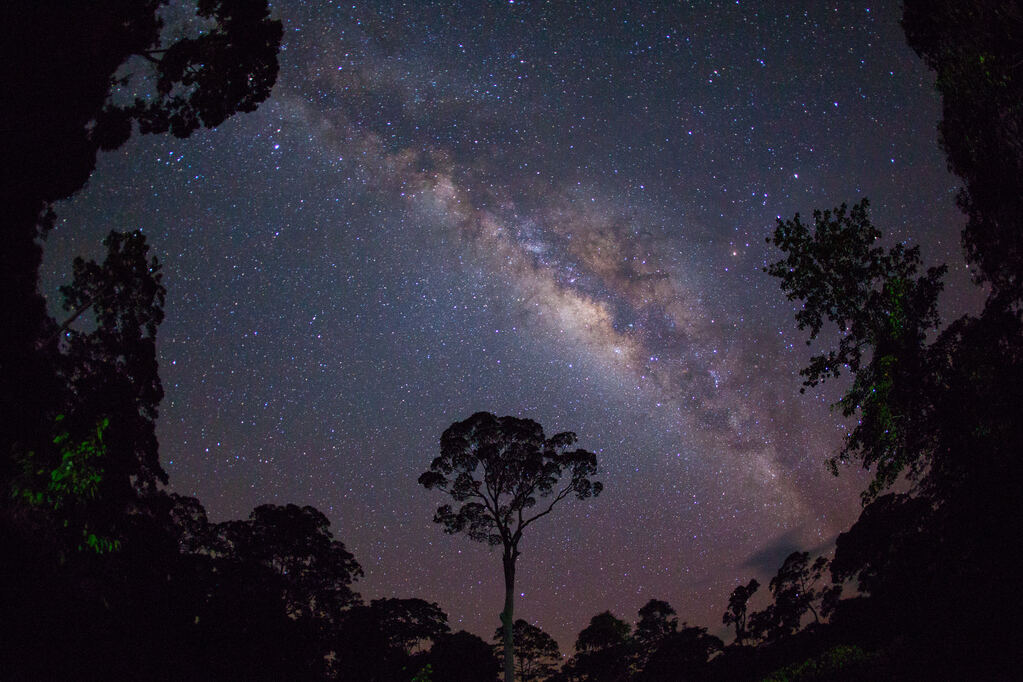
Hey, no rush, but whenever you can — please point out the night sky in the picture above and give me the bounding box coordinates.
[43,0,979,652]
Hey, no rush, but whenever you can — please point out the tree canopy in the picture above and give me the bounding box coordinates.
[429,631,501,682]
[492,619,561,682]
[765,199,947,501]
[902,0,1023,304]
[562,611,633,682]
[722,579,759,646]
[217,503,363,621]
[1,0,283,500]
[371,597,451,655]
[419,412,602,549]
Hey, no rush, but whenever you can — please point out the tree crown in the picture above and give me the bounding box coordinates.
[418,412,602,553]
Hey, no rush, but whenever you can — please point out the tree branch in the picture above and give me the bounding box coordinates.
[135,51,163,65]
[38,298,94,349]
[519,482,575,532]
[472,479,510,545]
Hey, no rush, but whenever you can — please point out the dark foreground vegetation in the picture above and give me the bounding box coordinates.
[2,1,1021,680]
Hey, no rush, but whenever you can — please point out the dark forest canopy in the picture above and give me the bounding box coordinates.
[2,0,1022,680]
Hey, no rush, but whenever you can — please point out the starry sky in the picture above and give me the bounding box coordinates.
[43,0,980,652]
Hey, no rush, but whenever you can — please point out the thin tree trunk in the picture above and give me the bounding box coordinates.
[501,552,516,682]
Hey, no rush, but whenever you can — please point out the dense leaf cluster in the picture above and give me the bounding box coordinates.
[766,200,947,500]
[420,412,602,549]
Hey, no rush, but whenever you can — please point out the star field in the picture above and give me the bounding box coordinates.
[42,0,978,651]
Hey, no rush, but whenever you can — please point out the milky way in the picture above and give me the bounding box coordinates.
[43,1,974,650]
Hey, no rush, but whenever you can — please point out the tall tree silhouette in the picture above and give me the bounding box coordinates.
[759,5,1023,675]
[10,230,166,557]
[419,412,603,682]
[58,231,167,493]
[766,199,1022,671]
[767,552,829,636]
[331,599,446,681]
[722,578,759,646]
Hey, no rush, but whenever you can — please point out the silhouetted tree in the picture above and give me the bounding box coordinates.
[768,553,829,633]
[902,0,1023,305]
[634,599,678,669]
[58,231,167,493]
[216,503,363,622]
[723,578,760,646]
[9,231,166,558]
[636,624,723,682]
[563,611,633,682]
[746,603,776,647]
[371,597,451,655]
[492,619,561,682]
[5,0,282,220]
[761,5,1023,673]
[332,603,409,682]
[164,499,364,679]
[192,557,323,681]
[419,412,602,682]
[767,199,1023,674]
[765,199,947,503]
[167,493,214,555]
[429,630,501,682]
[750,553,830,643]
[827,492,940,637]
[1,0,282,504]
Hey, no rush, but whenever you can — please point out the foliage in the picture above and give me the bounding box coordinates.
[635,625,722,682]
[411,664,434,682]
[563,611,633,682]
[747,553,830,644]
[14,415,119,554]
[429,631,501,682]
[6,0,282,215]
[331,602,411,681]
[902,0,1023,304]
[371,597,451,655]
[492,619,561,682]
[1,3,298,679]
[216,503,363,621]
[765,34,1023,659]
[58,230,167,496]
[1,0,283,504]
[575,611,632,654]
[419,412,602,548]
[722,579,760,646]
[765,200,947,501]
[632,599,678,671]
[635,599,678,650]
[769,553,829,632]
[829,493,934,602]
[760,644,877,682]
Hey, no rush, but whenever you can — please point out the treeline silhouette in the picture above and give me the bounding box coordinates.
[3,0,1022,680]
